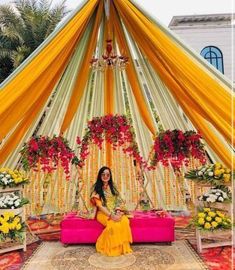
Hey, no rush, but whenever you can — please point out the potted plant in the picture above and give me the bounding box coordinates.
[192,207,231,234]
[0,212,25,245]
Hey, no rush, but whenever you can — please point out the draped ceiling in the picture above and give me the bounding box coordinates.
[0,0,233,170]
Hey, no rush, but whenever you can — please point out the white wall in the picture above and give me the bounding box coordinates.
[169,25,234,81]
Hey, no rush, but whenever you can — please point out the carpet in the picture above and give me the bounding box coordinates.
[22,240,209,270]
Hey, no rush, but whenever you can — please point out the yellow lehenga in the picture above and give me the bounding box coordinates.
[91,188,133,256]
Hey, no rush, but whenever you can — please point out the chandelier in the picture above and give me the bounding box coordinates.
[90,39,129,71]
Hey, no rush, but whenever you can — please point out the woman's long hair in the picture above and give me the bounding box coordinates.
[92,166,119,205]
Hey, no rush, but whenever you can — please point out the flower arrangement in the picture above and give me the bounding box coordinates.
[0,192,29,209]
[185,162,232,185]
[151,129,206,169]
[0,168,29,188]
[0,212,25,242]
[198,186,231,203]
[20,135,76,179]
[193,208,231,232]
[75,114,146,168]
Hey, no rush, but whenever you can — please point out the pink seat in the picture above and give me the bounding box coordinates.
[60,211,175,244]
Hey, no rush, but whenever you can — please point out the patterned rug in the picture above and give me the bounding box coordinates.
[22,240,209,270]
[0,216,232,269]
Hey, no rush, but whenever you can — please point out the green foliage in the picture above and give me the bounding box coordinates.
[0,0,68,83]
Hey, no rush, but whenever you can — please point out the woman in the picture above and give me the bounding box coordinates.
[90,166,133,256]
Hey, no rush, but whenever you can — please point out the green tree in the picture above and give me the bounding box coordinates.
[0,0,68,83]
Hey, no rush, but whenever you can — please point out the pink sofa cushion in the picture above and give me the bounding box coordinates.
[60,211,175,244]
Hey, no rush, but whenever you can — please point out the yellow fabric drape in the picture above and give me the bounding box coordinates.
[0,0,99,141]
[103,13,114,167]
[113,0,233,145]
[110,2,156,135]
[104,68,114,114]
[0,44,78,164]
[60,1,103,133]
[104,67,114,167]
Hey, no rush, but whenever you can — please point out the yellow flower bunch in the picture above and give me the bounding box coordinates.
[214,163,231,182]
[185,162,232,185]
[0,168,29,188]
[0,212,25,242]
[194,207,231,231]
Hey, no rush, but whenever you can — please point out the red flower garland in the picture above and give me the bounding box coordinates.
[151,129,206,170]
[75,114,146,168]
[20,135,76,179]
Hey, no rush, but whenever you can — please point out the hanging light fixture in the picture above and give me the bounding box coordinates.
[90,39,129,71]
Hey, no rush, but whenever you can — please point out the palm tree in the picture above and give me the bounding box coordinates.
[0,0,68,83]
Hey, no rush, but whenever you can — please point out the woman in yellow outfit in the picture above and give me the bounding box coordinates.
[90,166,133,256]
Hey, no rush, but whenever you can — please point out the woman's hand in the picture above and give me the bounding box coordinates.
[115,209,124,216]
[111,213,121,222]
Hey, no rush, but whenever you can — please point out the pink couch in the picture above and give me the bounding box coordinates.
[60,211,175,245]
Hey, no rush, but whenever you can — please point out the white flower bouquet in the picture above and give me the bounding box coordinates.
[0,168,29,188]
[198,186,231,203]
[0,192,29,209]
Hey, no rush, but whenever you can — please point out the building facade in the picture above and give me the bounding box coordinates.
[169,14,234,82]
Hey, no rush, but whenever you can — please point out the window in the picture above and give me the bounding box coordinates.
[200,46,224,74]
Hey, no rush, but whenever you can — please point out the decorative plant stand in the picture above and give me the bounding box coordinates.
[0,187,26,254]
[194,182,231,252]
[196,229,231,253]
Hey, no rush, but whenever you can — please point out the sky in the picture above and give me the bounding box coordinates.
[0,0,233,26]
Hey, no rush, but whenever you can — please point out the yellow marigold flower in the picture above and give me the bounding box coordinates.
[198,218,205,225]
[1,224,9,234]
[198,212,206,218]
[10,223,16,230]
[215,162,221,168]
[206,216,212,222]
[225,168,231,174]
[216,212,224,218]
[211,221,218,228]
[208,212,216,217]
[215,217,222,223]
[204,222,211,229]
[8,223,15,230]
[214,170,221,176]
[9,212,15,218]
[203,208,210,212]
[16,224,22,230]
[223,174,231,181]
[3,214,10,222]
[219,169,225,174]
[13,217,20,223]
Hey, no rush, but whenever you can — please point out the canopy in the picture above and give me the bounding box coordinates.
[0,0,233,169]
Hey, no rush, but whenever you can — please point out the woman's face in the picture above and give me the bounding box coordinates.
[101,169,110,184]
